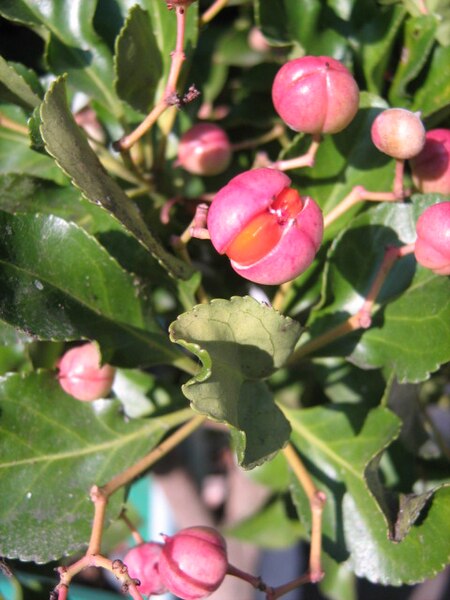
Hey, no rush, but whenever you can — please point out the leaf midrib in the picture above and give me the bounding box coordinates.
[0,417,165,469]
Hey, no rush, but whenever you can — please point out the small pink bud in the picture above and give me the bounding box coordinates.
[57,343,116,401]
[158,526,228,600]
[272,56,359,134]
[410,129,450,195]
[177,123,232,176]
[248,27,271,53]
[207,168,323,285]
[414,201,450,275]
[123,542,167,596]
[371,108,426,160]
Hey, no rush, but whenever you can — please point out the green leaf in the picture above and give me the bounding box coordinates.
[254,0,312,47]
[113,368,184,419]
[114,5,163,114]
[0,211,185,369]
[287,405,450,584]
[388,15,438,107]
[215,26,266,68]
[343,484,450,584]
[169,297,302,468]
[0,320,33,375]
[0,174,169,285]
[0,371,189,562]
[0,211,147,328]
[412,45,450,119]
[305,199,450,382]
[0,55,41,110]
[0,105,67,185]
[39,76,193,280]
[350,266,450,382]
[357,4,406,93]
[0,0,123,118]
[288,405,401,558]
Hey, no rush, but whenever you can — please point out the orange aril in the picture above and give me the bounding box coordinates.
[225,188,303,266]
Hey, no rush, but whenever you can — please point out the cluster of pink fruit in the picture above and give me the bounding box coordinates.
[123,526,229,600]
[177,56,450,283]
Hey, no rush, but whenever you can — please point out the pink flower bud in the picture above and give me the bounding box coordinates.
[207,168,323,285]
[123,542,167,596]
[177,123,232,176]
[158,527,228,600]
[272,56,359,134]
[248,27,271,53]
[57,343,115,401]
[371,108,425,160]
[410,129,450,195]
[414,201,450,275]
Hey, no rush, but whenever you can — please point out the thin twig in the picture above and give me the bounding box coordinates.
[323,186,401,229]
[200,0,229,26]
[120,510,145,545]
[101,414,206,497]
[287,243,415,362]
[114,5,189,151]
[0,112,29,135]
[282,444,325,583]
[271,135,321,171]
[231,124,285,152]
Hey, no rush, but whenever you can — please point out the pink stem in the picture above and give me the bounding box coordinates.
[115,5,188,151]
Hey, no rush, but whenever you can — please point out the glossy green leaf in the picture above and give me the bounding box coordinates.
[254,0,317,48]
[0,211,184,368]
[412,45,450,118]
[344,484,450,584]
[287,405,450,584]
[0,0,123,118]
[40,76,193,280]
[288,405,400,558]
[0,174,169,285]
[114,5,163,114]
[0,211,146,328]
[305,198,450,382]
[350,266,450,382]
[389,15,438,106]
[0,55,41,110]
[357,4,405,93]
[169,297,302,468]
[0,371,189,562]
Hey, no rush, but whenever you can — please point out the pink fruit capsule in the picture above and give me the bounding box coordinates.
[57,342,115,401]
[414,201,450,276]
[371,108,426,160]
[410,129,450,195]
[272,55,359,134]
[158,526,228,600]
[123,542,167,596]
[207,168,323,285]
[177,123,232,176]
